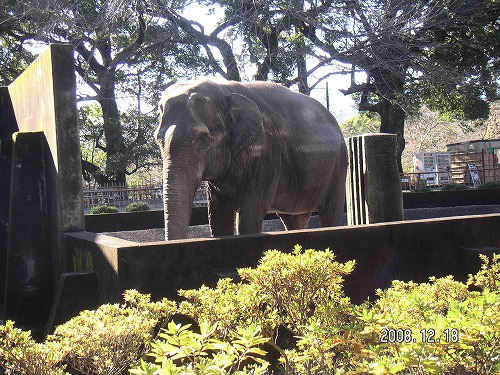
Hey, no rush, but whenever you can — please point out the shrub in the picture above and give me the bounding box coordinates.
[412,187,432,192]
[130,322,269,375]
[46,290,176,375]
[2,250,500,375]
[125,201,150,212]
[178,246,357,373]
[478,181,500,189]
[1,291,176,375]
[172,251,500,375]
[0,320,68,375]
[468,253,500,291]
[353,271,500,375]
[238,246,355,330]
[441,183,468,191]
[88,205,119,214]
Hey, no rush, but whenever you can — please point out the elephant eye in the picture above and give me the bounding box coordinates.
[198,133,210,150]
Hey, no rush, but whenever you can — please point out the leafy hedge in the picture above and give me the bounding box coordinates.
[441,183,468,191]
[478,181,500,190]
[1,247,499,374]
[125,202,151,212]
[88,205,119,214]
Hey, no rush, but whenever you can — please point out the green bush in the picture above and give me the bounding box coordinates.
[88,205,119,214]
[48,290,176,375]
[412,187,432,193]
[125,201,150,212]
[130,322,269,375]
[1,290,176,375]
[2,249,500,375]
[441,183,468,191]
[0,321,67,375]
[478,181,500,189]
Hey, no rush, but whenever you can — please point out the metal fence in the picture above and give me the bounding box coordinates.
[83,182,209,211]
[401,167,500,191]
[84,167,500,211]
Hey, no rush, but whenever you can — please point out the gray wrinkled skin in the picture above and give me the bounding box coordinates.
[154,78,348,240]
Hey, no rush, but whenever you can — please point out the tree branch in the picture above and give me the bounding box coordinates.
[165,8,241,81]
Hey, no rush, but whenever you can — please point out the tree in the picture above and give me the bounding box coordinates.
[206,0,499,170]
[0,0,226,185]
[213,0,351,93]
[340,112,380,138]
[332,0,500,170]
[2,0,497,177]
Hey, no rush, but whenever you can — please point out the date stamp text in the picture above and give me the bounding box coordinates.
[380,328,460,344]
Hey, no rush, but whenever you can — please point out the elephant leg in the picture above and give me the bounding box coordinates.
[279,212,312,230]
[208,185,235,236]
[235,203,267,235]
[318,179,347,227]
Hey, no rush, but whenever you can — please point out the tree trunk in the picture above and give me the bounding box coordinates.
[296,52,309,95]
[378,97,406,172]
[97,38,127,185]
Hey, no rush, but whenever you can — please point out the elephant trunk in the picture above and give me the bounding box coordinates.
[163,166,200,241]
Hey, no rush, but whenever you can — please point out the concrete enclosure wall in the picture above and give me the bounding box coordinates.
[67,214,500,305]
[7,44,84,236]
[1,44,84,325]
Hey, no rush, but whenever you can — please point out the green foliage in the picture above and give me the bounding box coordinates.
[412,187,432,193]
[468,253,500,291]
[239,246,355,330]
[130,322,269,375]
[179,246,355,337]
[441,183,468,191]
[0,35,34,86]
[179,278,277,339]
[0,320,67,375]
[353,274,500,374]
[2,250,500,375]
[178,250,500,375]
[89,205,119,214]
[179,246,358,373]
[126,202,151,212]
[340,113,381,138]
[478,181,500,190]
[420,84,492,121]
[47,290,176,375]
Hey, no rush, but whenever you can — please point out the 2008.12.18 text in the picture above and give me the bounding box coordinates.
[380,328,460,344]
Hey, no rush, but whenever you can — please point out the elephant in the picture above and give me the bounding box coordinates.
[154,78,348,240]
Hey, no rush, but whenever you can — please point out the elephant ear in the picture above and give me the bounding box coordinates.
[228,93,264,156]
[188,92,211,123]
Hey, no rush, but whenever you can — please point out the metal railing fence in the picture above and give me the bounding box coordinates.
[83,182,208,211]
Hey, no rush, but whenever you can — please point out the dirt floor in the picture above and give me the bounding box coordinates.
[105,205,500,243]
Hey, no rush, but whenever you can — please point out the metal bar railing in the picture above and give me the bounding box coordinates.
[83,182,208,210]
[401,167,500,191]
